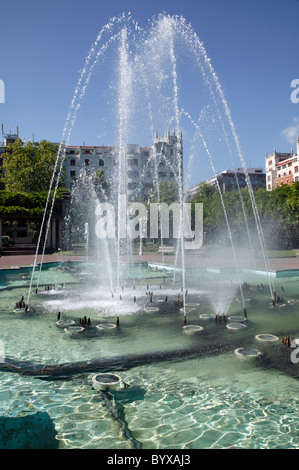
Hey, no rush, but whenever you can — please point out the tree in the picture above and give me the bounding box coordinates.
[193,182,216,199]
[190,182,299,249]
[150,180,180,205]
[91,169,111,201]
[2,139,64,192]
[0,188,68,251]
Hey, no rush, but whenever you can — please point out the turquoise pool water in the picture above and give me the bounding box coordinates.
[0,262,298,449]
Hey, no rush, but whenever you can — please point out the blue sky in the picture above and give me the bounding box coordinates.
[1,0,299,186]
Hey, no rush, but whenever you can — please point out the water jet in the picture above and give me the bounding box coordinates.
[1,12,295,450]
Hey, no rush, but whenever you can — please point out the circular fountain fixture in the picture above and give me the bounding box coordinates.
[226,323,247,330]
[255,334,279,342]
[96,323,116,330]
[234,348,261,358]
[56,319,75,328]
[64,326,85,335]
[13,308,28,313]
[268,302,286,308]
[183,325,204,334]
[144,307,159,313]
[199,313,215,320]
[92,373,123,391]
[180,307,194,313]
[228,316,247,322]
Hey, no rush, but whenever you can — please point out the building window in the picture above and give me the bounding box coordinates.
[159,172,167,178]
[70,170,76,177]
[128,159,138,166]
[128,182,138,190]
[127,171,138,178]
[17,230,28,238]
[295,166,298,173]
[99,159,104,166]
[85,159,90,166]
[268,160,272,166]
[267,184,271,190]
[70,159,76,166]
[267,175,270,181]
[83,150,91,154]
[286,179,289,184]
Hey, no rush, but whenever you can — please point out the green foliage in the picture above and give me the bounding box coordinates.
[91,169,111,201]
[150,180,179,205]
[2,139,64,192]
[0,188,68,220]
[191,182,299,249]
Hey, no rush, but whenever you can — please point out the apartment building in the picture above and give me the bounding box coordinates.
[189,167,265,198]
[265,137,299,191]
[64,129,182,200]
[0,125,19,180]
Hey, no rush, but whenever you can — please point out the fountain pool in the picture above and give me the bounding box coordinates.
[1,11,298,450]
[0,261,298,449]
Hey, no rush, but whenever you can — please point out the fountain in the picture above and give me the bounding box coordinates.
[84,222,89,262]
[26,13,276,313]
[0,13,298,450]
[92,373,124,392]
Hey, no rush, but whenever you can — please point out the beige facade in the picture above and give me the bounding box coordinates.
[265,137,299,191]
[64,130,182,200]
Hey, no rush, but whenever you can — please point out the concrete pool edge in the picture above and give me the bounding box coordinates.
[1,260,299,278]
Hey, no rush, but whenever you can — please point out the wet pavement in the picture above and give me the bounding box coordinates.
[1,245,299,274]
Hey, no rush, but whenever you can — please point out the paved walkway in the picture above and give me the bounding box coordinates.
[0,253,82,268]
[1,249,299,273]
